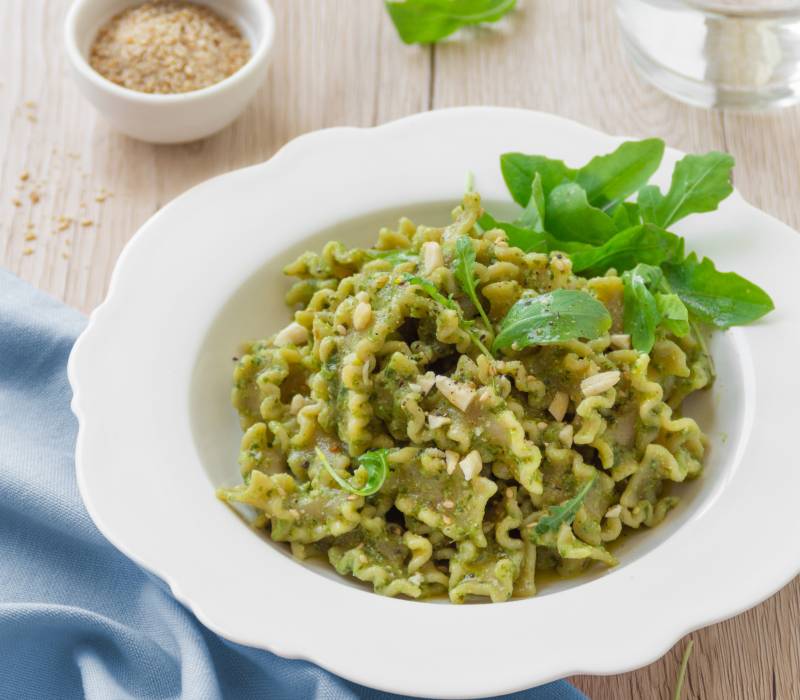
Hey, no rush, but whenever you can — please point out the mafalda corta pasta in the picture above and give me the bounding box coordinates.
[219,193,712,603]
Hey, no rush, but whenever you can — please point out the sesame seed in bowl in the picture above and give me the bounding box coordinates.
[64,0,274,143]
[89,1,251,95]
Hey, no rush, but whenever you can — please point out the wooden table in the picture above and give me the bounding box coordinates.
[2,1,798,697]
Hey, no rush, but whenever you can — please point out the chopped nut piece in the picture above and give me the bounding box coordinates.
[458,450,483,481]
[421,241,444,274]
[581,370,621,397]
[605,505,622,519]
[416,371,435,394]
[273,322,309,347]
[548,391,569,422]
[559,424,574,447]
[435,376,476,412]
[352,301,372,331]
[442,514,453,525]
[427,414,451,430]
[445,450,459,476]
[442,499,455,510]
[610,334,631,349]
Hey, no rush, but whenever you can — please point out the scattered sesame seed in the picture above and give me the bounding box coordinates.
[80,219,93,227]
[11,198,21,207]
[24,100,36,109]
[19,170,29,181]
[26,115,37,123]
[29,191,40,204]
[22,247,34,256]
[61,252,71,259]
[24,233,37,242]
[442,500,455,509]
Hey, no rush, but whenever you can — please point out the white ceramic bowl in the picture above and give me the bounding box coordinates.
[64,0,274,143]
[69,108,800,698]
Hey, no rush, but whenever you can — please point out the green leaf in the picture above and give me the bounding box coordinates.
[316,447,390,496]
[570,224,683,277]
[404,274,458,311]
[638,151,735,228]
[500,152,576,206]
[575,138,665,211]
[545,183,618,245]
[533,476,597,537]
[453,236,492,330]
[655,293,690,337]
[405,274,493,357]
[366,249,418,265]
[478,212,548,253]
[493,289,612,352]
[611,201,642,231]
[385,0,516,44]
[516,172,546,232]
[662,252,774,328]
[622,264,662,353]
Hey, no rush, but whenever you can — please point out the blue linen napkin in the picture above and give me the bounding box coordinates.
[0,268,587,700]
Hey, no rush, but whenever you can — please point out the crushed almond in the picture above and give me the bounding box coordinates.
[458,450,483,481]
[435,376,476,412]
[581,370,621,397]
[610,334,631,349]
[445,450,459,476]
[548,391,569,422]
[427,414,451,430]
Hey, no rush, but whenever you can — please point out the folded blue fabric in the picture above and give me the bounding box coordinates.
[0,268,587,700]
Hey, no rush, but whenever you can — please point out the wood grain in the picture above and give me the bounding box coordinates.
[1,1,798,697]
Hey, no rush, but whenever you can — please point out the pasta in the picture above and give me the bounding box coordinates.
[219,192,713,602]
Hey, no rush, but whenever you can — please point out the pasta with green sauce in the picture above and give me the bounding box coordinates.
[219,192,714,603]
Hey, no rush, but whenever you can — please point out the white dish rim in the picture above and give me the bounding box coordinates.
[68,107,800,698]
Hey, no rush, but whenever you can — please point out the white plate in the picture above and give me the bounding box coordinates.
[69,108,800,699]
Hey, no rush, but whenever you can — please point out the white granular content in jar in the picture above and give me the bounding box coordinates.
[89,1,251,94]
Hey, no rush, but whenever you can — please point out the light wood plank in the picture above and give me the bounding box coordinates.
[0,0,429,312]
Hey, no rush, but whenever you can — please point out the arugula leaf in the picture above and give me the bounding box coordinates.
[532,476,597,537]
[453,236,492,330]
[385,0,516,44]
[570,224,683,277]
[575,138,665,211]
[516,172,546,232]
[477,211,548,253]
[638,151,734,228]
[500,152,576,206]
[655,293,690,337]
[545,182,618,245]
[622,264,662,353]
[366,249,418,265]
[404,274,458,311]
[316,447,389,496]
[493,289,612,352]
[611,201,642,231]
[404,274,493,357]
[662,253,774,328]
